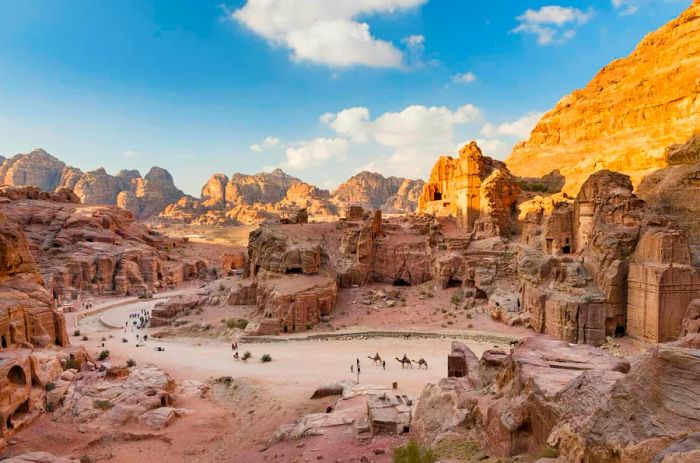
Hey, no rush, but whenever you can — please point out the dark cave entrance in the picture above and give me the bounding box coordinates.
[561,238,571,255]
[286,267,303,274]
[393,278,412,287]
[615,325,626,337]
[446,277,462,288]
[433,191,442,201]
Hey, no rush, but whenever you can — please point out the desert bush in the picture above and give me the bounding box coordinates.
[126,358,136,367]
[45,382,56,392]
[82,335,89,341]
[242,351,252,361]
[261,353,272,363]
[80,456,91,463]
[65,358,80,370]
[93,399,114,410]
[393,440,436,463]
[97,349,110,361]
[73,330,81,336]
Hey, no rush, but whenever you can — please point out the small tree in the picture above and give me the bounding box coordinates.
[261,353,272,363]
[97,350,110,361]
[73,330,81,336]
[393,440,436,463]
[242,351,252,361]
[126,358,136,367]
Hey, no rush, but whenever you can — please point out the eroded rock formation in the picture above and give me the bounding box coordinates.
[506,2,700,195]
[418,142,518,236]
[412,334,700,462]
[0,149,184,218]
[514,170,700,345]
[0,189,213,298]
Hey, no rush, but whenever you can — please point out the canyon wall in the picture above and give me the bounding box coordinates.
[506,1,700,196]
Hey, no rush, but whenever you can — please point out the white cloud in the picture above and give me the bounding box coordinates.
[251,136,280,153]
[122,149,138,158]
[402,34,424,47]
[452,71,477,84]
[473,138,511,159]
[480,112,543,139]
[512,6,593,45]
[231,0,427,68]
[283,137,349,170]
[323,103,483,178]
[611,0,639,15]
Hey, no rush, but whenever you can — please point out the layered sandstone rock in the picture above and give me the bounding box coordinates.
[506,2,700,195]
[51,364,180,432]
[418,142,519,236]
[204,222,339,334]
[0,194,212,298]
[515,170,700,345]
[411,336,631,458]
[0,210,68,348]
[0,149,183,218]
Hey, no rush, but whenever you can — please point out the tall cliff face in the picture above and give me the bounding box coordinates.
[0,149,183,219]
[506,2,700,195]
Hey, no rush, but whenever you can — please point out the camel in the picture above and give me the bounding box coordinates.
[367,353,382,366]
[395,355,412,369]
[411,358,428,370]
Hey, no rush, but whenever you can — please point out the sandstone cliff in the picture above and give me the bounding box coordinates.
[0,187,212,297]
[0,149,184,218]
[506,2,700,195]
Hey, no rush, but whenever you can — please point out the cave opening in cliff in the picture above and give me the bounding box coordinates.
[446,277,462,288]
[615,325,626,337]
[7,399,30,430]
[393,278,412,287]
[513,420,533,455]
[7,365,26,387]
[562,238,571,255]
[433,191,442,201]
[286,267,303,274]
[1,336,6,348]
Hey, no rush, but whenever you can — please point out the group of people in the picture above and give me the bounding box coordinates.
[124,308,152,347]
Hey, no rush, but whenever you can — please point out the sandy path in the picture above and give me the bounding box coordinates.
[77,298,497,399]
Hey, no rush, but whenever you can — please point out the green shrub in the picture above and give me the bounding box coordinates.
[226,318,249,329]
[97,350,110,361]
[534,445,559,459]
[65,358,80,370]
[242,351,252,361]
[80,456,91,463]
[393,440,436,463]
[261,353,272,363]
[73,330,81,336]
[82,335,88,341]
[305,323,313,331]
[126,358,136,367]
[45,382,56,392]
[93,399,114,410]
[46,402,55,412]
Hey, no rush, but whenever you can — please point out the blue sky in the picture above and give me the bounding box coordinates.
[0,0,689,195]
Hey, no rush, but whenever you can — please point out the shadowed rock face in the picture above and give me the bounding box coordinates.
[0,149,183,219]
[506,2,700,195]
[412,334,700,462]
[0,190,212,298]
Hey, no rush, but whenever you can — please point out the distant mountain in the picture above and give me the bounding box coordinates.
[159,169,424,225]
[0,149,184,219]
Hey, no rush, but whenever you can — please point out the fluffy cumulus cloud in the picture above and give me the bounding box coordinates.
[512,5,593,45]
[231,0,427,68]
[322,104,483,178]
[283,137,350,170]
[250,136,280,153]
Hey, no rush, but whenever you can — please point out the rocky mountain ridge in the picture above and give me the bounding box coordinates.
[0,149,184,219]
[506,0,700,195]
